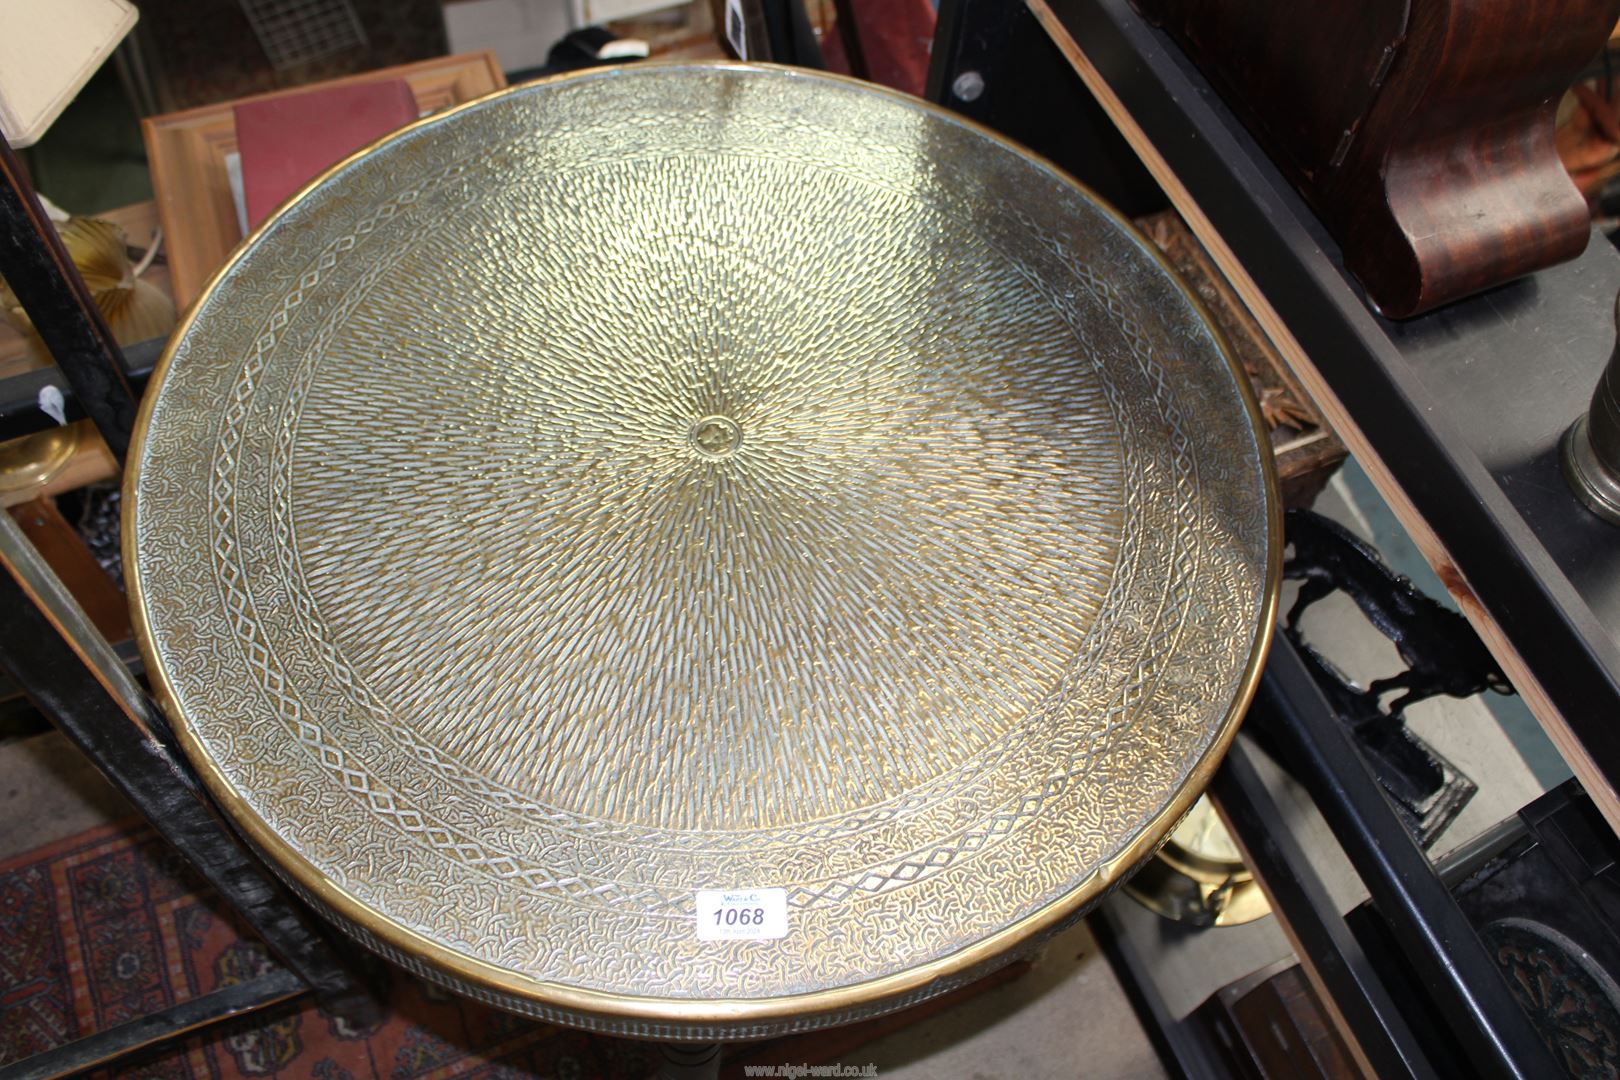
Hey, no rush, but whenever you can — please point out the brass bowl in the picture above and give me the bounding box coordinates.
[0,425,80,496]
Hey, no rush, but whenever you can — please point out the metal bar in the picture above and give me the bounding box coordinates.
[1088,902,1221,1080]
[1034,0,1620,825]
[0,336,162,442]
[0,512,376,1019]
[0,138,139,462]
[829,0,870,80]
[1248,639,1562,1079]
[0,968,306,1080]
[1211,735,1437,1080]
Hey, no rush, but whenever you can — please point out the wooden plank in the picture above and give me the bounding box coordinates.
[1026,0,1620,833]
[8,494,128,642]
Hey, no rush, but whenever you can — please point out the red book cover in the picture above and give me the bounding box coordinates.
[235,79,418,228]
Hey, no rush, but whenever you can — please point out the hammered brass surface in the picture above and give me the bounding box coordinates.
[126,63,1277,1037]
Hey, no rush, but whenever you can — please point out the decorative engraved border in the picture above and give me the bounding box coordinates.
[130,65,1271,1023]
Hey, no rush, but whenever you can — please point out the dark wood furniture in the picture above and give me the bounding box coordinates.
[1135,0,1620,318]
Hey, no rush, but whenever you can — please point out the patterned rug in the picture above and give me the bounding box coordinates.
[0,820,1025,1078]
[0,819,659,1078]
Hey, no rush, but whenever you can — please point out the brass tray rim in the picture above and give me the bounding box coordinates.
[124,59,1282,1027]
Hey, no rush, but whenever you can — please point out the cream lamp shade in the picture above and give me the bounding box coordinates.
[0,0,138,148]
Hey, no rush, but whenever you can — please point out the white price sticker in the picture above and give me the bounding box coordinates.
[695,888,788,941]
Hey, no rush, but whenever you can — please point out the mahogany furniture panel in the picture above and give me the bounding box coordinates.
[1136,0,1620,317]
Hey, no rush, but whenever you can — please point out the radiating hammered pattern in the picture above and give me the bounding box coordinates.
[128,64,1274,1035]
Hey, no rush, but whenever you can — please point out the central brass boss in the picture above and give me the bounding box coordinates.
[691,414,743,459]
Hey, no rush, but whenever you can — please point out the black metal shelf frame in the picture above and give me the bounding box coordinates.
[937,0,1620,820]
[926,1,1620,1076]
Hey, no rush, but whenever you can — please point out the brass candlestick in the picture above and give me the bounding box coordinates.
[1562,295,1620,525]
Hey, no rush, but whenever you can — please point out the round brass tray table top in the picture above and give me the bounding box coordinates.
[126,64,1278,1039]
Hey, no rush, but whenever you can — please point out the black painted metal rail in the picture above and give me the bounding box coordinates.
[1211,733,1438,1080]
[1247,644,1559,1079]
[926,2,1620,1074]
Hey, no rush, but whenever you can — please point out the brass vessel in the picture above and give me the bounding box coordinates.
[0,425,79,495]
[1125,795,1270,927]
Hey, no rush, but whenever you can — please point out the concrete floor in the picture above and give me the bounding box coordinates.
[866,922,1164,1079]
[0,728,131,856]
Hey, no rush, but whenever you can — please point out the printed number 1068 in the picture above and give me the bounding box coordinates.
[715,907,766,926]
